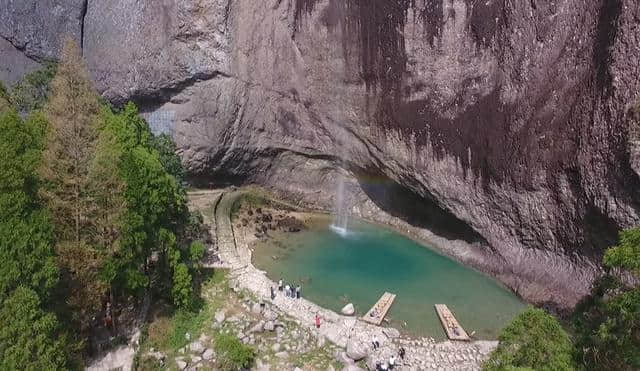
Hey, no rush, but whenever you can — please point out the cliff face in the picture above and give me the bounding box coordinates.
[3,0,640,310]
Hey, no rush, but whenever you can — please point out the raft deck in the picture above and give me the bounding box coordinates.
[362,292,396,325]
[434,304,470,341]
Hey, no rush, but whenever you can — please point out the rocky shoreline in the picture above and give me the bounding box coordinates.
[188,188,498,370]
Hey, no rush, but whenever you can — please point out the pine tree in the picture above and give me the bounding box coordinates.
[40,39,100,243]
[39,39,106,330]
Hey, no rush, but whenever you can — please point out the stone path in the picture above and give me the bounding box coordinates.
[188,189,498,370]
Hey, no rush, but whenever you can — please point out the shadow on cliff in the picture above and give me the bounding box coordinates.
[353,169,488,246]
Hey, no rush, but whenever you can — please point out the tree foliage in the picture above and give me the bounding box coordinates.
[152,133,185,182]
[604,227,640,275]
[1,38,205,367]
[40,39,100,243]
[483,307,576,371]
[0,287,70,371]
[38,39,106,329]
[10,61,57,113]
[0,110,58,302]
[573,226,640,371]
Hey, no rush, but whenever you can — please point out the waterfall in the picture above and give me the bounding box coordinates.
[330,173,349,236]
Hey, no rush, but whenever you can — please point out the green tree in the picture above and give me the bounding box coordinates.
[0,287,70,371]
[604,227,640,275]
[11,62,57,113]
[483,307,576,371]
[152,133,185,182]
[0,110,58,301]
[99,103,192,303]
[573,226,640,371]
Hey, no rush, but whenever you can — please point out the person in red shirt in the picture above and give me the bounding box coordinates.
[315,313,321,329]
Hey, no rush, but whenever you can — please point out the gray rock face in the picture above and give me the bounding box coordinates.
[3,0,640,310]
[0,0,84,60]
[0,37,40,85]
[82,0,230,103]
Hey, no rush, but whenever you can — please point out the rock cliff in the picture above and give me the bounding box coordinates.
[3,0,640,310]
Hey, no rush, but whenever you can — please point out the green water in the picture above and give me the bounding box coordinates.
[252,216,526,340]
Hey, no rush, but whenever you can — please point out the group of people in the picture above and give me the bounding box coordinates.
[273,278,301,299]
[372,338,405,371]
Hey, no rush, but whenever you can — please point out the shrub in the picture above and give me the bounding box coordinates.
[169,309,207,350]
[483,307,576,371]
[214,333,256,370]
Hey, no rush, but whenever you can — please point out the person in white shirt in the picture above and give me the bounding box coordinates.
[389,355,396,369]
[284,284,290,297]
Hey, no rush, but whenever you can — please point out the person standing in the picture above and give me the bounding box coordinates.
[295,285,301,299]
[270,286,276,300]
[389,355,396,369]
[278,279,283,291]
[284,284,290,298]
[315,313,321,329]
[399,347,405,360]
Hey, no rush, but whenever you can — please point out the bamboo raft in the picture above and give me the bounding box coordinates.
[434,304,470,341]
[362,292,396,325]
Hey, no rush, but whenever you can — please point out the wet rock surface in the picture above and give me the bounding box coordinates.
[3,1,640,310]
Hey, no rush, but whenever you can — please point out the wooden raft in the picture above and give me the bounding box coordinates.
[434,304,470,341]
[362,292,396,325]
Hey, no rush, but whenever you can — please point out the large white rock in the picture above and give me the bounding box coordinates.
[214,310,226,323]
[341,303,355,316]
[202,348,214,360]
[336,351,354,365]
[264,321,275,331]
[189,341,205,354]
[249,321,264,333]
[346,340,368,361]
[176,359,187,370]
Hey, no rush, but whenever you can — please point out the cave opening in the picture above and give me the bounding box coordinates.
[354,169,488,246]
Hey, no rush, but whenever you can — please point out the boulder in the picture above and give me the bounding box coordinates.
[335,351,354,365]
[202,348,214,360]
[264,321,275,331]
[251,302,263,315]
[264,310,278,321]
[346,340,368,361]
[189,341,205,354]
[248,321,264,333]
[214,310,226,323]
[341,303,355,316]
[176,359,188,370]
[275,351,288,358]
[271,343,281,352]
